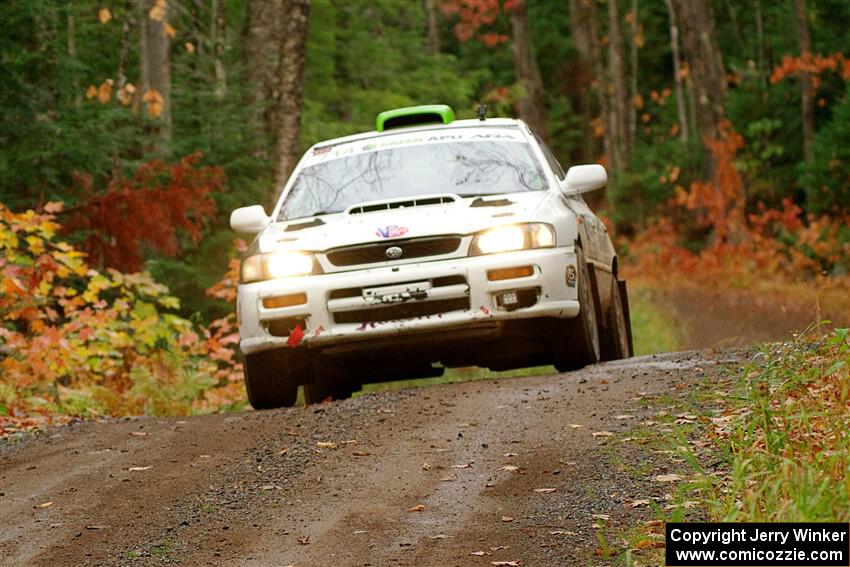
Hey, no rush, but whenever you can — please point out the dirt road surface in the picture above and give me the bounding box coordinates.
[1,350,738,566]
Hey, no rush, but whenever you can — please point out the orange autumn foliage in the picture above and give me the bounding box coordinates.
[623,124,850,291]
[0,204,245,434]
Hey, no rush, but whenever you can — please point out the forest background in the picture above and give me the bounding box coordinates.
[2,0,850,426]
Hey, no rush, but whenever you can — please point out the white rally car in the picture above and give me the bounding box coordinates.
[231,105,632,409]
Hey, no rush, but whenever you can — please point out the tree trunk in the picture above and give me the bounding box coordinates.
[66,7,81,109]
[627,0,638,148]
[671,0,726,169]
[663,0,689,146]
[212,0,227,102]
[793,0,814,162]
[586,0,613,168]
[606,0,629,171]
[510,0,548,141]
[139,0,172,152]
[425,0,441,55]
[245,0,283,157]
[274,0,311,193]
[568,0,596,162]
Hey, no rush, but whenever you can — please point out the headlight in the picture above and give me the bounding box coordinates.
[240,251,317,283]
[470,223,556,255]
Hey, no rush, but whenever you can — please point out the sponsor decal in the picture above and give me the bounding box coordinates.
[376,225,409,239]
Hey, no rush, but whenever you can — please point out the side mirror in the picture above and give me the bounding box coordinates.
[230,205,270,234]
[562,164,608,195]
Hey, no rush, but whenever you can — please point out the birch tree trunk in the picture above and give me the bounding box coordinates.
[510,0,548,141]
[425,0,441,55]
[664,0,689,146]
[139,0,172,151]
[585,0,613,168]
[274,0,311,192]
[212,0,227,102]
[793,0,814,162]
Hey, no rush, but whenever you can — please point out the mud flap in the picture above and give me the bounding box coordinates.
[585,263,605,346]
[618,279,634,357]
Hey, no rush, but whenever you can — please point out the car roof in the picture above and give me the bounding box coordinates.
[311,118,527,150]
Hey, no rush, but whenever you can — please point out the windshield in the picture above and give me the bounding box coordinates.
[278,138,547,220]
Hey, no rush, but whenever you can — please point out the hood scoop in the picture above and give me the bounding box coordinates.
[285,218,325,232]
[346,194,458,215]
[469,196,514,208]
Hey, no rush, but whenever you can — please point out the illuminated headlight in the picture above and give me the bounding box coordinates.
[240,251,317,283]
[470,223,556,255]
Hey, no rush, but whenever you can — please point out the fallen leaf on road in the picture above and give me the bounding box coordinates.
[470,550,486,556]
[85,525,109,530]
[441,475,457,482]
[592,523,602,529]
[297,535,310,545]
[352,451,370,456]
[408,504,426,512]
[277,448,289,456]
[129,431,147,437]
[501,465,519,472]
[501,516,513,522]
[627,499,650,508]
[654,473,683,482]
[568,424,583,429]
[128,466,151,471]
[342,439,358,444]
[490,562,520,566]
[502,452,517,457]
[353,530,367,534]
[490,545,509,551]
[549,530,576,535]
[452,463,471,469]
[533,488,556,493]
[592,431,613,437]
[36,501,54,508]
[592,514,610,520]
[614,415,633,420]
[636,539,664,549]
[316,441,337,449]
[431,534,447,539]
[422,462,432,470]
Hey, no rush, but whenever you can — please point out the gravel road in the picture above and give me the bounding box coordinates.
[0,350,737,566]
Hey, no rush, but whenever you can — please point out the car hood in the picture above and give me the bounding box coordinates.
[257,191,558,253]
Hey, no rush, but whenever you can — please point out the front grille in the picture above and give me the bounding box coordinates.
[326,236,462,267]
[332,297,470,325]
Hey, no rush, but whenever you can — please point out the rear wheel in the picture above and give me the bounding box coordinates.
[600,277,631,361]
[550,245,600,371]
[243,349,300,409]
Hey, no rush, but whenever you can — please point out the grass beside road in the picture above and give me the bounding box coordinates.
[620,327,850,565]
[702,328,850,521]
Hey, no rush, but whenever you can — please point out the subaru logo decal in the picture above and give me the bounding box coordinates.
[385,246,403,260]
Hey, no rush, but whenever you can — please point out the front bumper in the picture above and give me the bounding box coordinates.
[237,246,579,355]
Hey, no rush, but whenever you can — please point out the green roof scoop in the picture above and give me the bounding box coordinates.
[376,104,455,132]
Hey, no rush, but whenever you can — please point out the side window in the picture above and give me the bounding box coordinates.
[533,134,566,180]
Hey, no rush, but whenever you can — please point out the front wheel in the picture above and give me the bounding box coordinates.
[549,245,600,371]
[243,349,301,409]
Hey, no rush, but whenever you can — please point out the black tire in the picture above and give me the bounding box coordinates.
[243,349,300,409]
[303,364,358,405]
[550,245,600,371]
[600,276,631,361]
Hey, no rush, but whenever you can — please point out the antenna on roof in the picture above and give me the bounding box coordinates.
[476,104,488,121]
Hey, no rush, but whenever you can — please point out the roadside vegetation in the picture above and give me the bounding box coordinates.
[613,327,850,565]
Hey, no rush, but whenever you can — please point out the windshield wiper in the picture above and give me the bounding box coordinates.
[284,217,325,232]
